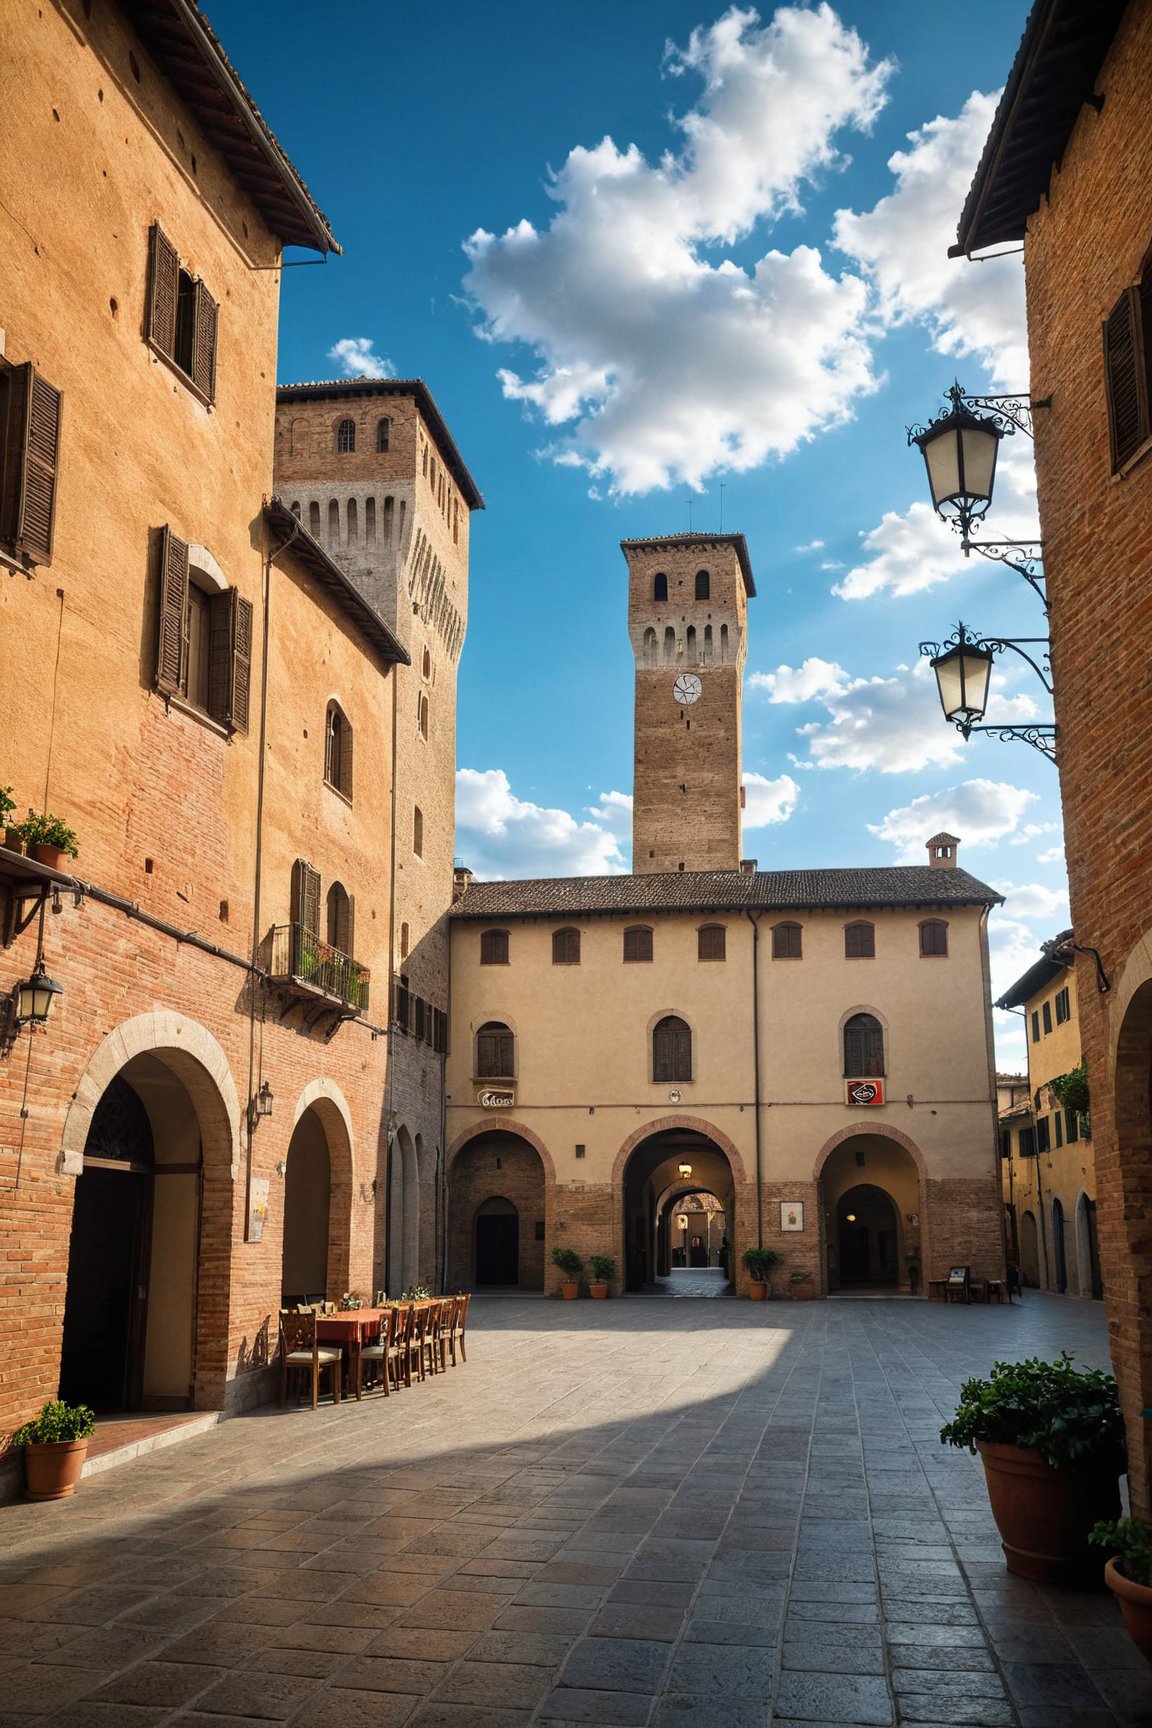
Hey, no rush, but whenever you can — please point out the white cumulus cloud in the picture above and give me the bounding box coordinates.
[996,881,1070,923]
[463,4,892,494]
[586,789,634,841]
[456,769,627,879]
[867,779,1039,862]
[327,337,395,380]
[742,771,800,828]
[749,657,848,704]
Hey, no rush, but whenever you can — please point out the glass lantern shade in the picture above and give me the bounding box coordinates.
[930,639,994,725]
[913,405,1003,530]
[677,1161,693,1179]
[15,964,63,1024]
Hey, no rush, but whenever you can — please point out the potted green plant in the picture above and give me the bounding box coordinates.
[19,809,78,869]
[588,1255,615,1299]
[742,1246,782,1301]
[788,1268,815,1301]
[339,1290,364,1310]
[0,786,21,852]
[1091,1518,1152,1663]
[940,1353,1124,1583]
[13,1399,96,1501]
[551,1246,583,1299]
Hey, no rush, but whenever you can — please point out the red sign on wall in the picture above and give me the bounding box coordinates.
[845,1079,885,1106]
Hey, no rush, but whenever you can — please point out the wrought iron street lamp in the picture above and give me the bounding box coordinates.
[15,961,63,1026]
[908,381,1050,611]
[919,622,1057,761]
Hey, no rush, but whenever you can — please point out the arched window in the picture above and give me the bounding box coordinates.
[553,928,581,965]
[327,498,339,544]
[686,625,697,659]
[623,926,653,963]
[413,806,423,857]
[290,500,301,519]
[663,626,676,665]
[399,921,410,962]
[324,701,352,798]
[480,928,509,965]
[653,1016,692,1082]
[698,924,726,961]
[643,627,657,665]
[844,1013,885,1077]
[326,881,352,954]
[695,569,710,600]
[308,501,320,538]
[920,919,948,957]
[476,1021,515,1078]
[418,692,429,739]
[377,416,391,452]
[845,921,875,958]
[772,921,802,959]
[365,497,376,542]
[720,623,729,660]
[336,417,356,454]
[703,624,713,662]
[346,497,358,542]
[654,572,668,603]
[421,645,432,680]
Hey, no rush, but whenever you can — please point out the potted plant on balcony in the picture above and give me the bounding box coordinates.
[551,1246,583,1299]
[1,786,21,852]
[742,1246,782,1301]
[940,1353,1124,1583]
[19,810,78,870]
[1091,1518,1152,1663]
[788,1268,815,1301]
[588,1255,615,1299]
[13,1399,96,1501]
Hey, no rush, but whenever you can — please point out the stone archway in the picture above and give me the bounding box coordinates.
[389,1124,420,1294]
[815,1127,925,1295]
[58,1015,239,1411]
[446,1125,549,1291]
[290,1081,355,1300]
[619,1125,740,1294]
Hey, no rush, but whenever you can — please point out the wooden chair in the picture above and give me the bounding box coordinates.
[943,1266,971,1304]
[389,1303,416,1389]
[446,1292,471,1365]
[411,1303,434,1382]
[358,1305,396,1397]
[279,1310,342,1409]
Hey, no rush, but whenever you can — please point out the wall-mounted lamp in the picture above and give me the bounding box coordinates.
[249,1079,274,1131]
[2,960,63,1055]
[678,1214,689,1230]
[678,1161,693,1179]
[275,1159,287,1179]
[845,1213,857,1222]
[919,621,1057,761]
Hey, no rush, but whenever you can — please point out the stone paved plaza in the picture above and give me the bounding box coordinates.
[2,1293,1150,1728]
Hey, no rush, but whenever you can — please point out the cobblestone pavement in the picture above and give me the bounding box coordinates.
[2,1293,1149,1728]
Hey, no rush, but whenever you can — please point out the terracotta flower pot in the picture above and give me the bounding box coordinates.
[3,827,23,854]
[23,1438,89,1501]
[977,1440,1121,1584]
[589,1282,608,1299]
[32,843,70,870]
[1105,1557,1152,1665]
[748,1281,767,1302]
[560,1281,579,1300]
[790,1283,815,1301]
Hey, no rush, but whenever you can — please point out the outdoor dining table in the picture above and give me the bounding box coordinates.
[314,1307,387,1400]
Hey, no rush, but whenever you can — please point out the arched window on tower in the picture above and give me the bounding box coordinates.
[377,416,391,452]
[365,497,376,543]
[643,627,657,665]
[327,499,339,545]
[695,569,710,600]
[308,501,320,538]
[844,1013,885,1077]
[653,1016,692,1082]
[686,625,697,660]
[703,624,713,663]
[663,626,676,665]
[418,692,429,740]
[346,497,358,542]
[653,572,668,603]
[720,623,730,661]
[336,417,356,454]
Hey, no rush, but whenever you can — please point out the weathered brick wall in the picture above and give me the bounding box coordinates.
[1020,0,1152,1509]
[445,1136,548,1291]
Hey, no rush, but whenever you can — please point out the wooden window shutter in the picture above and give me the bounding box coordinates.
[208,588,252,732]
[1104,288,1149,470]
[190,278,219,403]
[147,223,179,356]
[292,859,321,935]
[155,525,190,695]
[341,714,353,797]
[1,364,62,565]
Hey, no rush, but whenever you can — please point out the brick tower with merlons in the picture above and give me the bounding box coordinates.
[624,534,754,874]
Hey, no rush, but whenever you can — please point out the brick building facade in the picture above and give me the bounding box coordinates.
[952,0,1152,1508]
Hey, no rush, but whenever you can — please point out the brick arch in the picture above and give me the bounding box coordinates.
[1108,952,1152,1514]
[447,1116,558,1185]
[811,1120,927,1185]
[611,1115,748,1188]
[290,1080,356,1298]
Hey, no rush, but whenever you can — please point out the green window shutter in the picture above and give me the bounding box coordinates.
[208,588,252,733]
[1104,288,1149,470]
[155,525,189,695]
[147,223,179,357]
[191,277,218,403]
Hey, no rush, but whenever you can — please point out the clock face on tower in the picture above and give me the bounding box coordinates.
[673,673,702,705]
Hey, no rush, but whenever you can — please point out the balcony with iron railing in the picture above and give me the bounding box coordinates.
[265,923,370,1014]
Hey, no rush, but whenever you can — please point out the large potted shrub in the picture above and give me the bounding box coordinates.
[13,1400,96,1501]
[551,1246,583,1299]
[788,1268,815,1301]
[19,809,79,870]
[1091,1518,1152,1664]
[588,1255,615,1299]
[742,1246,781,1301]
[940,1354,1124,1583]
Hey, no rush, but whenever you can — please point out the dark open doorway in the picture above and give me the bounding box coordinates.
[475,1198,519,1285]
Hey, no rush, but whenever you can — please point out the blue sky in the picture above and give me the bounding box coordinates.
[207,0,1064,1069]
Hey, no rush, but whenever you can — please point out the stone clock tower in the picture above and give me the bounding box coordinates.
[623,533,755,874]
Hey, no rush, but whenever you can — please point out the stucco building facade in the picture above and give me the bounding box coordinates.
[952,0,1152,1506]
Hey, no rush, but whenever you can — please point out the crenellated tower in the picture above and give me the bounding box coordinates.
[623,533,754,874]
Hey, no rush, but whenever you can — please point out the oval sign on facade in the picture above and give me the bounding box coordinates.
[478,1089,514,1109]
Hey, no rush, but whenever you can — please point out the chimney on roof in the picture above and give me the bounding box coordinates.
[926,832,960,870]
[452,864,474,902]
[740,858,757,876]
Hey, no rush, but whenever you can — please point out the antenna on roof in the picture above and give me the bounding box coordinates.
[687,496,694,533]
